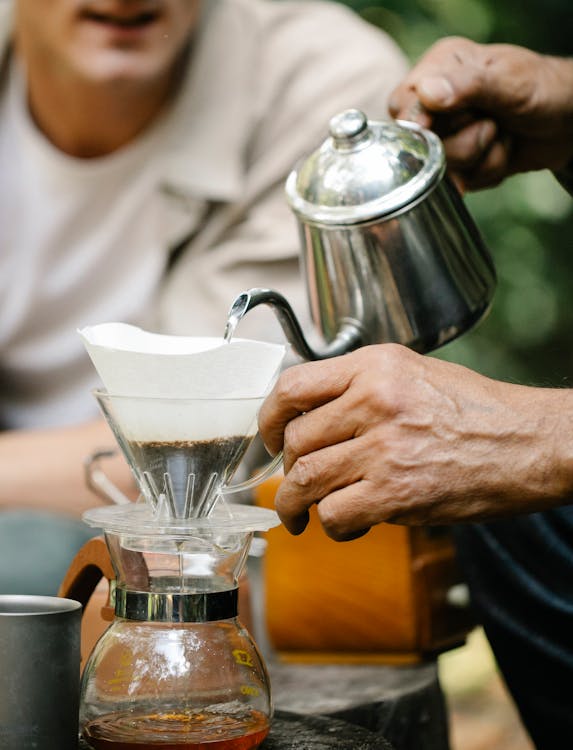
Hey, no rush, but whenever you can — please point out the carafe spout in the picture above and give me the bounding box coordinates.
[226,288,364,361]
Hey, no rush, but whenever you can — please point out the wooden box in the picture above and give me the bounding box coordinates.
[255,477,474,664]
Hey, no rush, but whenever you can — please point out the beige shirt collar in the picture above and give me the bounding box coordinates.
[0,0,253,204]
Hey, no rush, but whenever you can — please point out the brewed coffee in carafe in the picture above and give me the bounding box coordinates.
[84,704,270,750]
[77,324,285,749]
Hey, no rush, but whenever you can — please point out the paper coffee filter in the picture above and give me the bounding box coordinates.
[78,322,287,399]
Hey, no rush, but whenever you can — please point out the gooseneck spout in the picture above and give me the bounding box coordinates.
[225,288,364,361]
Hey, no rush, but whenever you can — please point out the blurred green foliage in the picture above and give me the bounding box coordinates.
[339,0,573,386]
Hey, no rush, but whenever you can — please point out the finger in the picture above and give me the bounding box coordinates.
[258,357,357,456]
[391,95,479,137]
[388,88,434,128]
[392,38,539,122]
[389,37,480,119]
[274,438,367,534]
[332,527,371,542]
[281,384,384,472]
[429,109,482,137]
[410,41,504,113]
[390,76,492,136]
[315,482,379,541]
[456,134,512,191]
[440,118,498,169]
[281,407,345,474]
[276,502,310,536]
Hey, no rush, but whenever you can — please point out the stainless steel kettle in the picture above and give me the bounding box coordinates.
[227,109,496,359]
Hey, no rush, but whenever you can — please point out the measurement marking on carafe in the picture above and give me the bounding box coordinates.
[233,649,254,667]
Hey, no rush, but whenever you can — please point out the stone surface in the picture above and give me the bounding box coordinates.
[269,661,450,750]
[262,710,394,749]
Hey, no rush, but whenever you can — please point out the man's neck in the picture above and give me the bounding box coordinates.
[17,52,186,159]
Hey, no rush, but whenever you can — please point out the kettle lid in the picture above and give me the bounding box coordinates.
[285,109,445,226]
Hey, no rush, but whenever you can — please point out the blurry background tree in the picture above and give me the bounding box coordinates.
[339,0,573,385]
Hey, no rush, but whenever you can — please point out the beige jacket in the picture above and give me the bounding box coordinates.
[0,0,408,346]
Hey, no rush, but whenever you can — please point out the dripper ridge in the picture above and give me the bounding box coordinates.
[141,469,224,520]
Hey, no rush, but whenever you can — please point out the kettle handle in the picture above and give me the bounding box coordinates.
[226,288,364,361]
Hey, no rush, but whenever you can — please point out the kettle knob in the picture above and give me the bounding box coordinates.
[328,109,369,147]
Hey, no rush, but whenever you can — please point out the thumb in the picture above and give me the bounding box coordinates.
[413,40,530,116]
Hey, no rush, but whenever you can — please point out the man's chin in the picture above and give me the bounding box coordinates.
[72,49,171,89]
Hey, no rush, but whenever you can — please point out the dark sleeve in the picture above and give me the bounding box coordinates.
[555,159,573,197]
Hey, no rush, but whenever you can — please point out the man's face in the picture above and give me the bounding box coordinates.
[15,0,202,88]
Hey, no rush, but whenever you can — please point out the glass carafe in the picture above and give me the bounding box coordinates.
[80,503,277,750]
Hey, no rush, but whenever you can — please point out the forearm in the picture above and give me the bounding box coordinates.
[523,385,573,510]
[0,419,135,517]
[443,380,573,520]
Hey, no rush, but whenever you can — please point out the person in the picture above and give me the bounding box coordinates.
[258,37,573,749]
[0,0,408,593]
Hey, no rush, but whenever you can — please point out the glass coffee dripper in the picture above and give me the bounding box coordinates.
[94,391,283,519]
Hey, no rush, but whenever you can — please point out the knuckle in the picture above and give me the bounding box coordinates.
[274,361,316,402]
[383,343,414,369]
[289,454,319,492]
[273,368,298,404]
[433,35,475,58]
[352,345,416,414]
[353,343,412,373]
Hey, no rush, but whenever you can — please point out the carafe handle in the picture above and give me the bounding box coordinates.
[222,450,283,497]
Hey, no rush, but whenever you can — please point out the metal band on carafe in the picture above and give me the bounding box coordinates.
[115,587,238,622]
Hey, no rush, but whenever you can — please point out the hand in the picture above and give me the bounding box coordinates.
[389,37,573,191]
[259,345,573,540]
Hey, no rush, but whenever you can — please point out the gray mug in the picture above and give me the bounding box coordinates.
[0,595,82,750]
